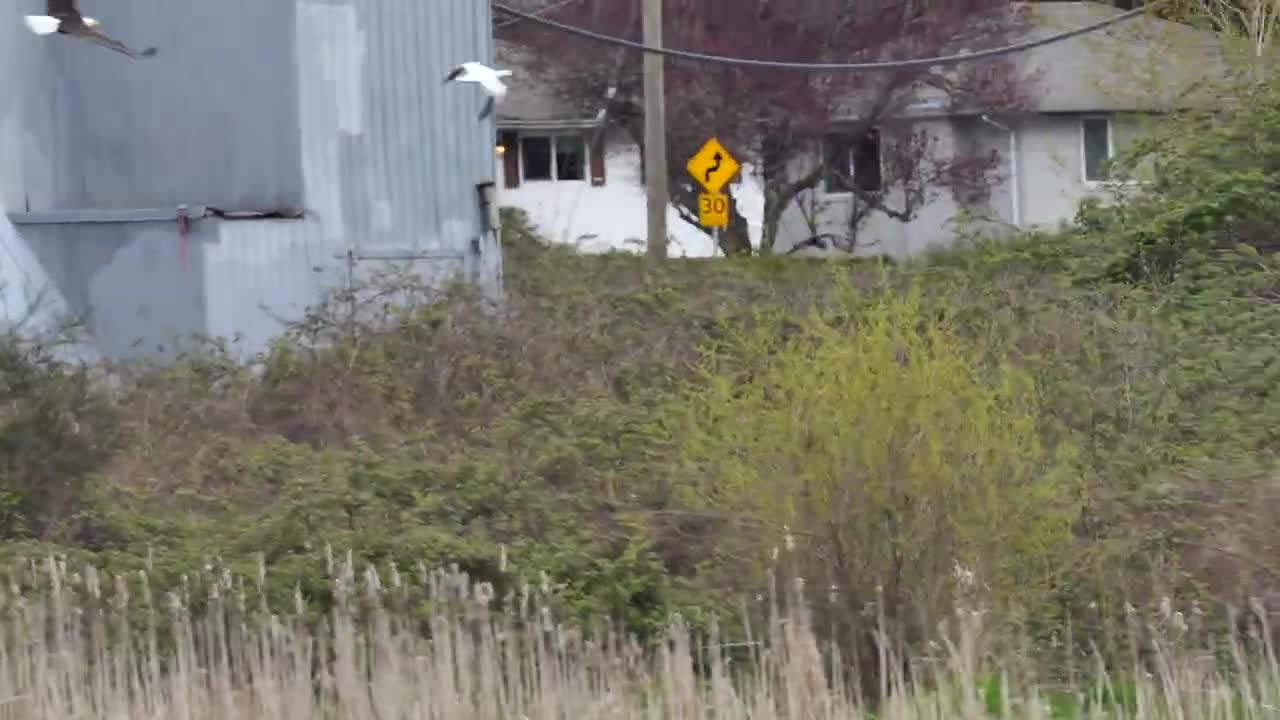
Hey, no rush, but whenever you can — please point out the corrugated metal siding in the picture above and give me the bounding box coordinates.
[323,0,497,254]
[203,218,340,360]
[39,0,304,210]
[0,0,501,361]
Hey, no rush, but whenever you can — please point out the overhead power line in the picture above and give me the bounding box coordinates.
[491,1,1165,71]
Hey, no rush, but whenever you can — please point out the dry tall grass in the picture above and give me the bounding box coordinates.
[0,551,1276,719]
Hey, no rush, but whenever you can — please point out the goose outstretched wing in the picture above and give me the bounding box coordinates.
[476,73,508,98]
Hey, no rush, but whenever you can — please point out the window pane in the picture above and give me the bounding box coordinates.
[852,130,882,192]
[1082,118,1110,181]
[522,136,552,181]
[1111,116,1139,155]
[555,135,585,181]
[823,135,853,193]
[823,130,881,193]
[1110,115,1153,181]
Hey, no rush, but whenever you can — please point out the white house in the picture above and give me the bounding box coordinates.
[491,45,765,257]
[496,2,1227,259]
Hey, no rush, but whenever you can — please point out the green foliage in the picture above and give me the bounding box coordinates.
[922,673,1140,719]
[65,433,707,642]
[675,278,1083,638]
[499,205,548,251]
[0,333,122,541]
[1081,80,1280,284]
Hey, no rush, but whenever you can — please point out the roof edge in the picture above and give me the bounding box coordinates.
[496,119,604,130]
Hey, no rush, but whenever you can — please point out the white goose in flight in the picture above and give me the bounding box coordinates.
[444,62,513,121]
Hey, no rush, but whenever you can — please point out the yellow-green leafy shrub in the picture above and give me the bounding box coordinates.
[675,279,1083,645]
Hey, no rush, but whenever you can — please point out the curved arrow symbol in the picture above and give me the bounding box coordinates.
[705,152,722,183]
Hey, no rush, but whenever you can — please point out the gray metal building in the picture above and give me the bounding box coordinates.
[0,0,503,362]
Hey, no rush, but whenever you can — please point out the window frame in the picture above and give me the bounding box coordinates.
[1079,114,1115,185]
[819,127,884,197]
[1079,113,1147,189]
[517,132,590,184]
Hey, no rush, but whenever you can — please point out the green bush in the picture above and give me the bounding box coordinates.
[0,333,122,541]
[1077,79,1280,285]
[673,278,1083,644]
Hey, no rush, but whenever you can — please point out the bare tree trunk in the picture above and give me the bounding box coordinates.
[720,201,753,256]
[761,199,788,255]
[759,166,826,255]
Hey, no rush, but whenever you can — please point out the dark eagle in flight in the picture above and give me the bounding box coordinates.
[24,0,157,59]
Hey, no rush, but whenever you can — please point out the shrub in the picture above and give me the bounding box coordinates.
[0,332,122,541]
[673,278,1083,662]
[1081,74,1280,285]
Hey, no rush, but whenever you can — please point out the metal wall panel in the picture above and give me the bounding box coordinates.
[36,0,303,211]
[322,0,498,253]
[0,0,502,361]
[202,218,340,362]
[15,220,210,359]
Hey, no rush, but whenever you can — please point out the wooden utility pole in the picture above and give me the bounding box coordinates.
[642,0,668,259]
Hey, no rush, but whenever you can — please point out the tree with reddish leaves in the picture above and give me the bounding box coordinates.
[500,0,1039,256]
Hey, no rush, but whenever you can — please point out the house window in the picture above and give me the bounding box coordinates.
[554,135,585,181]
[822,129,882,194]
[1081,116,1113,182]
[521,136,553,181]
[519,134,588,183]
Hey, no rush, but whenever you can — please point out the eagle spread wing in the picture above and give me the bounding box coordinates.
[46,0,79,20]
[77,27,157,58]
